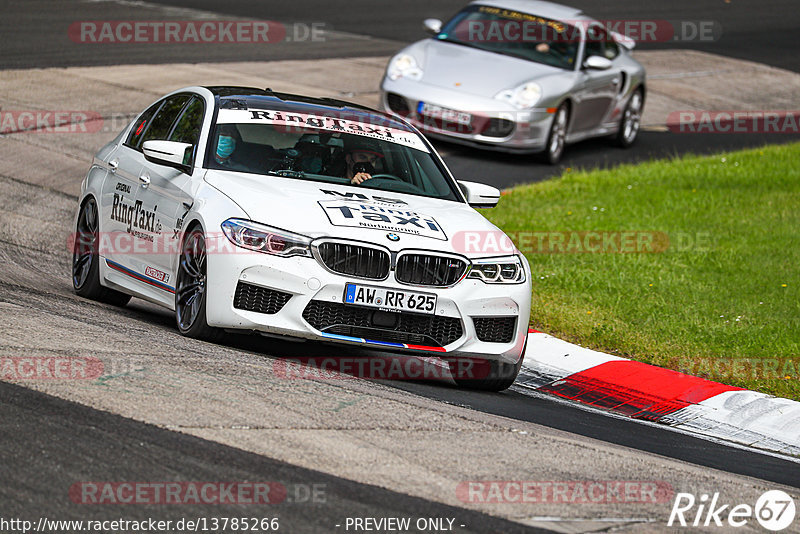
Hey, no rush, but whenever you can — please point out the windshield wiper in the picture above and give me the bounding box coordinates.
[267,169,306,179]
[437,36,489,53]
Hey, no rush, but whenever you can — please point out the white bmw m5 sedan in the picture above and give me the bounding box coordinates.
[72,86,532,390]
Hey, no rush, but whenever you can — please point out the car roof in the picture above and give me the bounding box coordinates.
[468,0,590,22]
[204,86,415,132]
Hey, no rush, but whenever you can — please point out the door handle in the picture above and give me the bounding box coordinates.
[139,172,150,186]
[108,159,119,173]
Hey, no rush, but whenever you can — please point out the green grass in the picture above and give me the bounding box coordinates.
[488,143,800,399]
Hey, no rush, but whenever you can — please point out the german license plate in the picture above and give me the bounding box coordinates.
[417,101,472,126]
[344,283,437,315]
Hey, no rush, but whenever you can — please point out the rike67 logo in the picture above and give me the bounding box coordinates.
[668,490,796,531]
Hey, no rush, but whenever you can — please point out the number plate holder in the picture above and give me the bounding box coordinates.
[417,102,472,126]
[343,283,437,315]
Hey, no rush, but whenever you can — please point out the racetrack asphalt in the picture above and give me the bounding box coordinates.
[0,380,546,533]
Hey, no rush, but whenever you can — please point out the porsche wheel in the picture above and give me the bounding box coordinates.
[175,225,222,341]
[540,103,569,165]
[615,88,643,148]
[72,197,131,306]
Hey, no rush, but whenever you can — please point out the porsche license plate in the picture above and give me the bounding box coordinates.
[344,283,437,315]
[417,102,472,126]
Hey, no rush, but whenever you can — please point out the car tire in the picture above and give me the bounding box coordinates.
[451,356,524,392]
[539,103,569,165]
[175,224,223,341]
[450,336,527,392]
[615,88,643,148]
[72,197,131,307]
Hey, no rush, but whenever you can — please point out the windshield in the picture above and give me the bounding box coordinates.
[437,5,580,70]
[208,108,461,202]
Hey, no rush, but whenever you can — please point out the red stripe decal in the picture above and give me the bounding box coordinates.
[106,260,175,293]
[405,344,447,353]
[539,361,743,421]
[528,328,541,333]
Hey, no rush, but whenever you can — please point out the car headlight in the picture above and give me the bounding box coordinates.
[495,82,542,110]
[221,218,312,258]
[468,255,526,284]
[387,54,423,81]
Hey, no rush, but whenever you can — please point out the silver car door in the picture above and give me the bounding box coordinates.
[570,25,622,134]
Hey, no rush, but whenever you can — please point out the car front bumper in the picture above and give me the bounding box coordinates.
[205,233,531,365]
[380,77,556,154]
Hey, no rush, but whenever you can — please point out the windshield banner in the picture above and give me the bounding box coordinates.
[217,109,429,152]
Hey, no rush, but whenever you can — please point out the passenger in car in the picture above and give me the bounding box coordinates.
[212,124,252,172]
[294,134,332,174]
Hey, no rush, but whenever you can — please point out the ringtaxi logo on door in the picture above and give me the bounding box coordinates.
[668,490,796,531]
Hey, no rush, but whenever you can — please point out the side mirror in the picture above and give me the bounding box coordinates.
[142,140,193,175]
[458,180,500,209]
[423,18,442,35]
[610,31,636,50]
[583,55,613,70]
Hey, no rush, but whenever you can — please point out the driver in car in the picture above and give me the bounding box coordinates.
[345,137,384,185]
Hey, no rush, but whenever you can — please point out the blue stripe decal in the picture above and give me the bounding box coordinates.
[104,259,175,293]
[322,332,400,347]
[321,332,365,343]
[320,332,438,352]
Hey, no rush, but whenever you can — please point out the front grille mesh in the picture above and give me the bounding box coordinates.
[317,242,390,280]
[395,254,467,287]
[386,93,410,115]
[481,118,515,138]
[233,282,292,314]
[472,316,517,343]
[302,300,463,347]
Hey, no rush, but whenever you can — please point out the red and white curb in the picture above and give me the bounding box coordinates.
[518,329,800,458]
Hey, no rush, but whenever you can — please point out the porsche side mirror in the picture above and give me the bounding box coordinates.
[583,55,613,70]
[142,140,194,175]
[423,18,442,35]
[611,31,636,50]
[458,180,500,208]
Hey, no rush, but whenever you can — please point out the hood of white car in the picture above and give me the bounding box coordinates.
[417,39,564,97]
[204,170,507,256]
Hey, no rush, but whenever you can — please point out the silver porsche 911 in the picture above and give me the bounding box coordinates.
[380,0,646,163]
